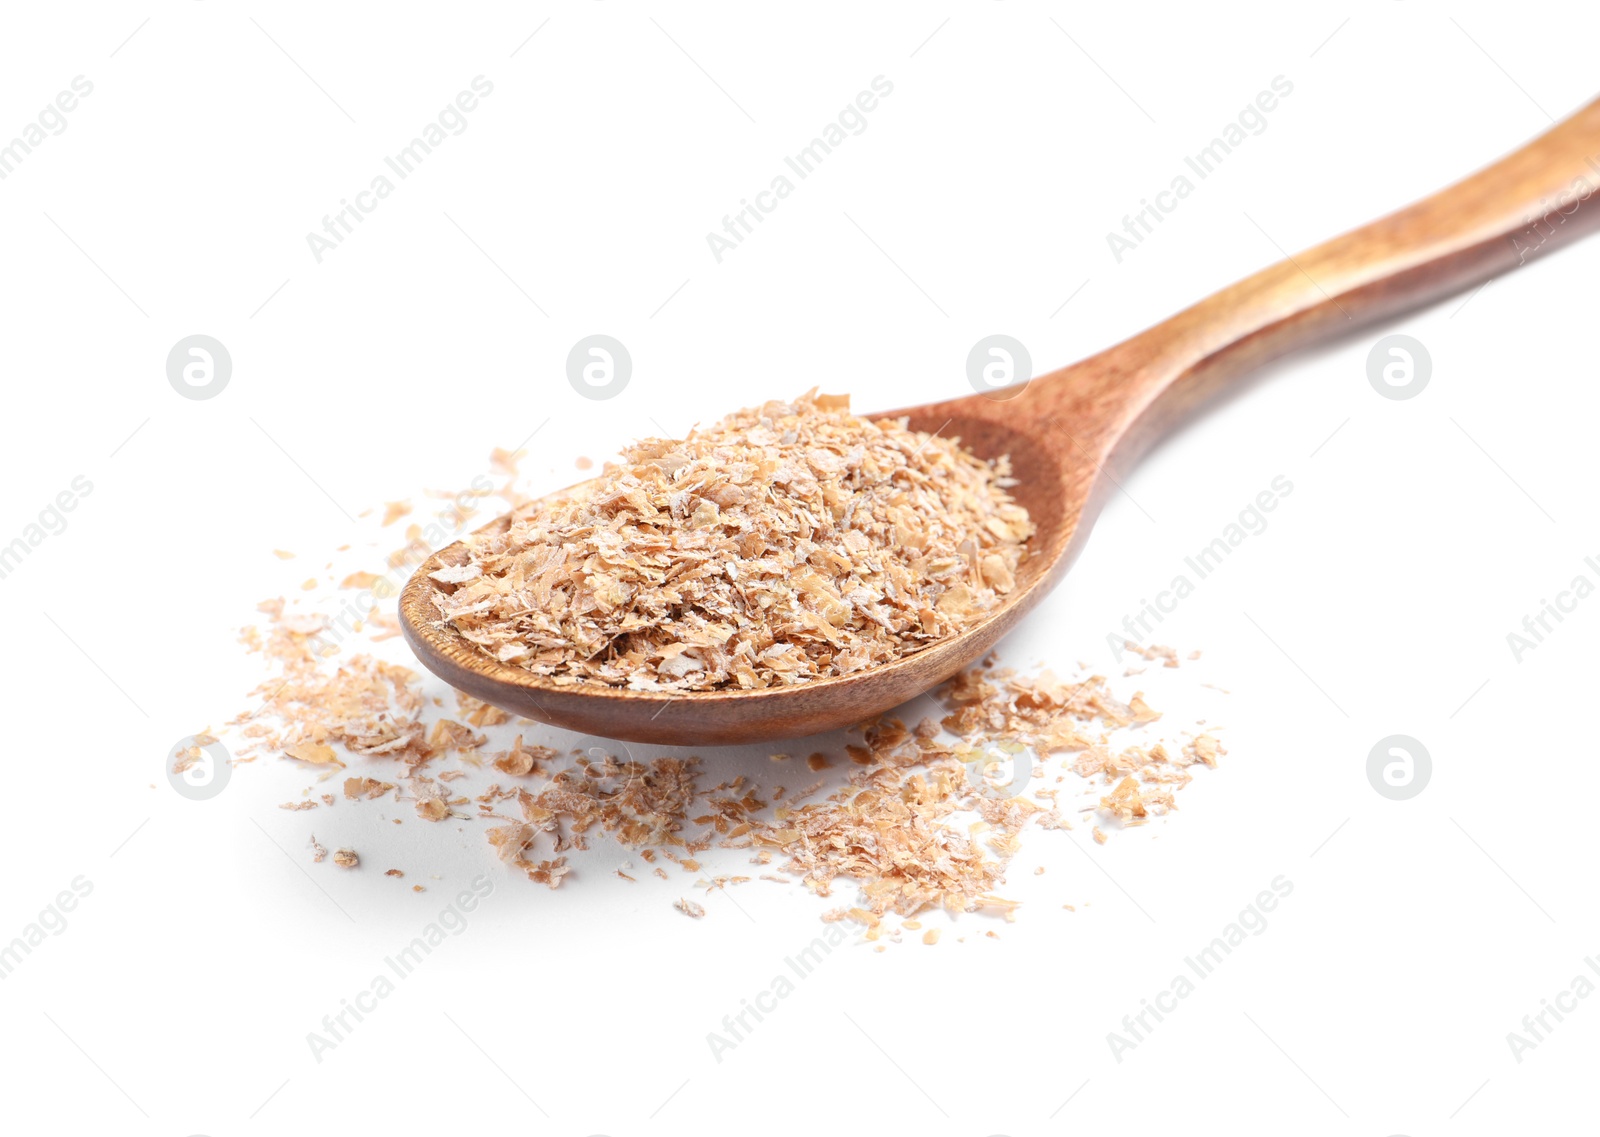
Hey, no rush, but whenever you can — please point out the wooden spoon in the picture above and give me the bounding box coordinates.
[403,97,1600,745]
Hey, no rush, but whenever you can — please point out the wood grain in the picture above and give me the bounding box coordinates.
[401,96,1600,745]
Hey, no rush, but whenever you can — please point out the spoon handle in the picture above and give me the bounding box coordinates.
[1068,96,1600,449]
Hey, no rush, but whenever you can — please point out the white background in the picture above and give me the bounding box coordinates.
[2,2,1597,1134]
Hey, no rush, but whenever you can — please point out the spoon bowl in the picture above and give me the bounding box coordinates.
[402,95,1600,744]
[400,398,1093,745]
